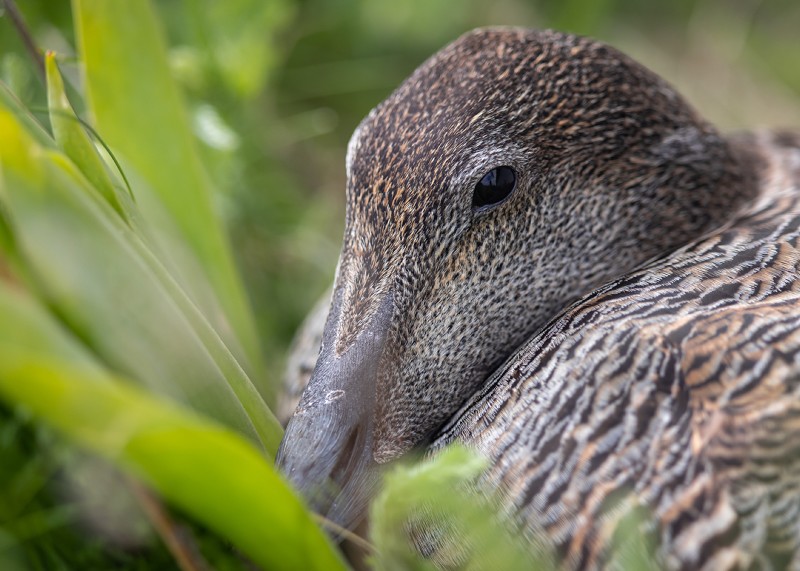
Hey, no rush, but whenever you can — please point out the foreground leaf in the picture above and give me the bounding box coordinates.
[0,279,99,373]
[46,58,282,452]
[45,52,128,218]
[73,0,263,377]
[0,83,53,260]
[371,446,551,571]
[0,108,281,453]
[0,352,347,571]
[0,83,54,150]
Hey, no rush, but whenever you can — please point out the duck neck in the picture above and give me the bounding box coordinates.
[715,133,765,218]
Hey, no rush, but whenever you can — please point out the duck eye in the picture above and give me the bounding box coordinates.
[472,166,516,211]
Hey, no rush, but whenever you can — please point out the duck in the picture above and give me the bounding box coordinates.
[276,27,800,569]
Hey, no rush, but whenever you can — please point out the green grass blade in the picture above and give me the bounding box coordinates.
[0,279,99,373]
[0,352,348,571]
[0,83,54,150]
[0,200,13,259]
[0,83,50,261]
[0,108,281,452]
[73,0,262,375]
[44,53,284,449]
[45,52,128,219]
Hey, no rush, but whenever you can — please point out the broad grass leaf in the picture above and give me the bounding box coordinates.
[0,280,99,373]
[0,352,347,571]
[45,52,129,219]
[73,0,263,377]
[0,83,54,149]
[0,108,281,454]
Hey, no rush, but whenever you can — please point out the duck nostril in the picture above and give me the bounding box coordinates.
[330,423,364,488]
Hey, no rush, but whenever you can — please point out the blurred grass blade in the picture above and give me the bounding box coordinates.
[0,201,13,258]
[0,352,348,571]
[0,279,99,373]
[73,0,262,375]
[0,107,281,453]
[189,0,292,98]
[0,83,51,261]
[371,446,551,571]
[0,83,54,150]
[0,529,26,571]
[45,52,128,219]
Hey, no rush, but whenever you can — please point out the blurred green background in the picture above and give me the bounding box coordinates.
[3,0,798,379]
[1,0,799,568]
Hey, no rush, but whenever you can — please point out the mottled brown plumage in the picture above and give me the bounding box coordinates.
[277,28,800,569]
[433,130,800,570]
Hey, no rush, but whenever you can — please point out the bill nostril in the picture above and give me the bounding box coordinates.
[330,423,364,488]
[277,291,391,528]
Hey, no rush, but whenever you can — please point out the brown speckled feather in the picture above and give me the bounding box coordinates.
[432,131,800,570]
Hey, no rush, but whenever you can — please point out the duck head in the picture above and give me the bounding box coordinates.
[277,28,753,529]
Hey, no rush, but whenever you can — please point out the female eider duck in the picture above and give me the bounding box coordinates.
[277,28,800,569]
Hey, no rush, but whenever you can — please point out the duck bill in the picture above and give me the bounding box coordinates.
[276,289,394,530]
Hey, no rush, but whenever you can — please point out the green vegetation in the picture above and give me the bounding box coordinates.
[371,446,553,571]
[0,0,798,569]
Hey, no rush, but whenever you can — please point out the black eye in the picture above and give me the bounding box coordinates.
[472,166,517,211]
